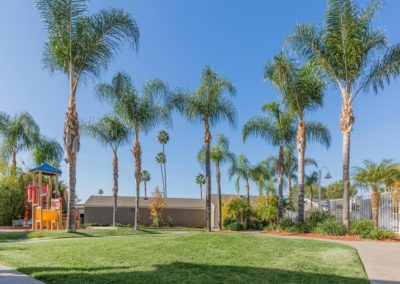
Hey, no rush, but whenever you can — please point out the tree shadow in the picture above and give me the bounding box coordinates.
[19,262,370,284]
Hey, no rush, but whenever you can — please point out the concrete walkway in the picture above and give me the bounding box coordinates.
[0,264,44,284]
[269,234,400,284]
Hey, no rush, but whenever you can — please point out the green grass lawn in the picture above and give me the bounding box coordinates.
[0,229,368,284]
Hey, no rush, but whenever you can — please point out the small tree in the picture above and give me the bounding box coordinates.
[97,188,104,196]
[149,186,166,227]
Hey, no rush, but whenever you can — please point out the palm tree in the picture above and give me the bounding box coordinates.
[196,173,206,200]
[157,130,169,197]
[198,134,235,230]
[0,112,39,174]
[168,66,237,232]
[243,102,295,218]
[32,135,63,167]
[354,159,400,228]
[97,72,171,229]
[265,55,331,221]
[82,114,129,227]
[305,171,319,209]
[35,0,139,232]
[286,0,400,229]
[155,152,166,196]
[229,154,252,204]
[283,145,296,200]
[249,162,272,196]
[141,170,151,200]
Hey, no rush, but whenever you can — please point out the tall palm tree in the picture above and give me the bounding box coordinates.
[283,145,296,200]
[32,135,63,167]
[198,134,235,230]
[0,112,39,174]
[265,55,331,221]
[155,152,166,196]
[305,171,319,209]
[168,66,237,232]
[286,0,400,229]
[196,173,206,200]
[82,114,129,227]
[157,130,169,197]
[243,102,295,218]
[354,159,400,228]
[97,72,171,229]
[229,154,252,204]
[35,0,139,232]
[141,170,151,200]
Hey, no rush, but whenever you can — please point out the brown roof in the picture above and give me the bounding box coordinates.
[84,195,206,209]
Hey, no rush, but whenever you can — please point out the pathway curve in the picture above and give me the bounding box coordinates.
[267,234,400,284]
[0,264,44,284]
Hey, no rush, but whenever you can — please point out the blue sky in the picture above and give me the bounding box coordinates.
[1,0,400,202]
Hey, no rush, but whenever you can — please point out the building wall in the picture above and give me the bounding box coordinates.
[84,206,206,227]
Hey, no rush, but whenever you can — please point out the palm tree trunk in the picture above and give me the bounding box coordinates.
[133,128,142,230]
[245,178,250,204]
[112,146,118,227]
[10,147,17,176]
[216,161,222,230]
[371,189,380,228]
[310,185,313,209]
[144,182,147,199]
[204,118,212,232]
[297,120,306,222]
[341,97,354,230]
[163,144,167,198]
[277,145,285,219]
[200,184,203,200]
[159,162,164,196]
[65,71,79,233]
[288,172,292,201]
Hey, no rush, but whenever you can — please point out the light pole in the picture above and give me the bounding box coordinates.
[317,166,332,211]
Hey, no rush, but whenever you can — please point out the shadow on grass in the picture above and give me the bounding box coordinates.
[19,262,369,284]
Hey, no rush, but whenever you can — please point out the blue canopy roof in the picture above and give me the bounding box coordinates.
[30,163,62,175]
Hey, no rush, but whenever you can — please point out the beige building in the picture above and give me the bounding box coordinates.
[84,194,259,229]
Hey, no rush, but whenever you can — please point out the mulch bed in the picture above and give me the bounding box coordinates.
[264,230,400,242]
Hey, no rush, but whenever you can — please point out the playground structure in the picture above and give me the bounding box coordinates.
[26,163,63,231]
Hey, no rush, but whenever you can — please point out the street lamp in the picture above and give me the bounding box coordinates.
[317,166,332,211]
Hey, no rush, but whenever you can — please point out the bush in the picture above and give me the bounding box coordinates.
[223,218,245,231]
[222,197,251,229]
[370,229,397,240]
[0,175,28,226]
[252,195,277,223]
[315,219,345,236]
[349,220,375,238]
[276,218,296,232]
[306,210,333,230]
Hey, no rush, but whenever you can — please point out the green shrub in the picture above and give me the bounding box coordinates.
[349,220,374,238]
[315,219,345,236]
[306,210,333,230]
[276,218,296,231]
[0,175,27,226]
[252,195,277,224]
[223,218,245,231]
[222,197,251,229]
[370,229,397,240]
[293,222,312,233]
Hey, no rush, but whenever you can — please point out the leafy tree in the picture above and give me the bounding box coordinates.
[97,188,104,196]
[198,134,235,230]
[286,0,400,229]
[168,66,237,232]
[157,130,169,197]
[243,102,296,218]
[149,186,166,227]
[229,154,252,204]
[141,170,151,200]
[32,135,63,167]
[354,159,400,228]
[264,54,331,221]
[321,180,357,200]
[0,112,39,174]
[196,173,206,200]
[97,72,171,229]
[82,114,129,226]
[35,0,139,232]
